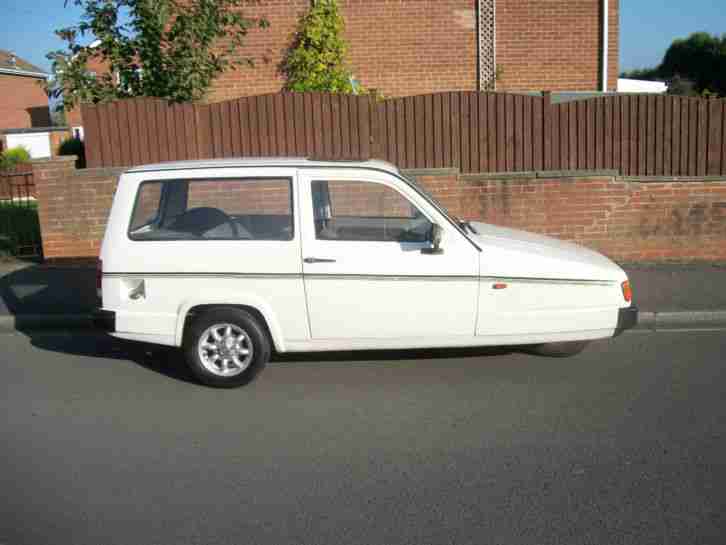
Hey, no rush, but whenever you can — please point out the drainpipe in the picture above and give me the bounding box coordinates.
[601,0,609,92]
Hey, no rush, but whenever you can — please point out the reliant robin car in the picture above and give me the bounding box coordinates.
[94,158,637,387]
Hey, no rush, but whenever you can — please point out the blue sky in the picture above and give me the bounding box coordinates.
[619,0,726,71]
[2,0,725,74]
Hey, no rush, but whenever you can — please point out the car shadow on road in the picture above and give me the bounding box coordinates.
[21,329,522,385]
[271,345,517,364]
[24,331,200,385]
[0,264,97,316]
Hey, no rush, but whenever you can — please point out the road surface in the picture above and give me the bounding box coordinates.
[1,330,725,545]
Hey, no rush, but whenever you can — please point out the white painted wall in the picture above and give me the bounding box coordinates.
[617,78,668,94]
[4,132,52,158]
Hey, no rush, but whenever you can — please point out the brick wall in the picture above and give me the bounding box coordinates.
[186,179,292,215]
[206,0,478,102]
[326,180,415,217]
[0,74,51,131]
[67,0,619,129]
[32,157,123,260]
[457,174,726,261]
[65,55,112,129]
[206,0,617,100]
[34,158,726,263]
[496,0,619,92]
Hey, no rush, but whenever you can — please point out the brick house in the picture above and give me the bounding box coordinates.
[0,50,51,133]
[69,0,619,127]
[206,0,619,101]
[65,47,111,135]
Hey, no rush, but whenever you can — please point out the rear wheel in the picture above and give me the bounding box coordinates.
[530,341,589,358]
[183,308,270,388]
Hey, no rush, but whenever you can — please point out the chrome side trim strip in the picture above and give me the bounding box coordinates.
[104,272,301,280]
[306,274,480,282]
[480,276,616,286]
[104,272,615,285]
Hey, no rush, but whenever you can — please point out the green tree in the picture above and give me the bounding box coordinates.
[660,32,726,96]
[622,32,726,97]
[281,0,357,93]
[47,0,269,110]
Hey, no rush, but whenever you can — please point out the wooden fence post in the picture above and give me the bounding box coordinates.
[369,93,381,159]
[542,90,552,171]
[81,104,101,168]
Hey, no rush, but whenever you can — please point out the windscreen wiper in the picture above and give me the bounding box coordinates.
[459,220,478,235]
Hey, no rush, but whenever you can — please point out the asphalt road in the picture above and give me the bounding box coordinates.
[1,330,725,545]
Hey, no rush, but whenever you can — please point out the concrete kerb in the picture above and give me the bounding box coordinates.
[2,311,726,335]
[626,310,726,332]
[653,310,726,330]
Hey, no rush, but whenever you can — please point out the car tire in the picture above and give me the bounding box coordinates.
[183,308,270,388]
[530,341,589,358]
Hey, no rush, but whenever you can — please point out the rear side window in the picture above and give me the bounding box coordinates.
[129,178,293,241]
[129,183,163,231]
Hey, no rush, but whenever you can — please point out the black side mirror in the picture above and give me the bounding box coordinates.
[421,223,444,255]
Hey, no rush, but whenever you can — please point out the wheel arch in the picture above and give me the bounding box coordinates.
[176,298,285,352]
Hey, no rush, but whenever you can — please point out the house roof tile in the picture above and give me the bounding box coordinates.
[0,49,48,76]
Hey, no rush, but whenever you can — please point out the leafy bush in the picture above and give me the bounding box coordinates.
[282,0,357,93]
[0,146,31,170]
[58,137,86,168]
[0,202,40,257]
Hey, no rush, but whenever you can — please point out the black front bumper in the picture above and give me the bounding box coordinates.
[614,305,638,337]
[93,309,116,333]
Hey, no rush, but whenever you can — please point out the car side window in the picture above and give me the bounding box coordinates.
[129,178,293,241]
[311,179,431,243]
[129,182,163,232]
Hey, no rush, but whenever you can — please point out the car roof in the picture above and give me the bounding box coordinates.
[125,157,401,175]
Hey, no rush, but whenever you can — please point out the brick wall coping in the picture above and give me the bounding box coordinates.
[460,170,726,184]
[401,168,460,177]
[74,166,126,179]
[31,156,77,166]
[29,157,726,185]
[461,170,620,181]
[618,175,726,183]
[3,127,72,135]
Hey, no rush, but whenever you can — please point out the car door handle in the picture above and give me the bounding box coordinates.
[304,257,337,264]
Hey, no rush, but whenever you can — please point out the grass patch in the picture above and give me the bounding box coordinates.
[0,201,41,257]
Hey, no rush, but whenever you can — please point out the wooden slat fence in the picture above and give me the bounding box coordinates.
[547,95,726,176]
[374,92,546,172]
[83,93,372,169]
[83,92,726,177]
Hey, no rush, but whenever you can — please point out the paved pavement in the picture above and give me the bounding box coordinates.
[1,261,725,331]
[1,330,725,545]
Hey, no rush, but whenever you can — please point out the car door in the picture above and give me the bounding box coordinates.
[298,168,480,341]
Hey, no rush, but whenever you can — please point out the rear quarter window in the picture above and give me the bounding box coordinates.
[128,177,293,241]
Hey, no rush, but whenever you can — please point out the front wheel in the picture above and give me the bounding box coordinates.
[529,341,589,358]
[183,308,270,388]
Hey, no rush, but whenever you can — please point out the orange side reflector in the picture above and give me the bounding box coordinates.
[621,281,632,303]
[492,283,508,290]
